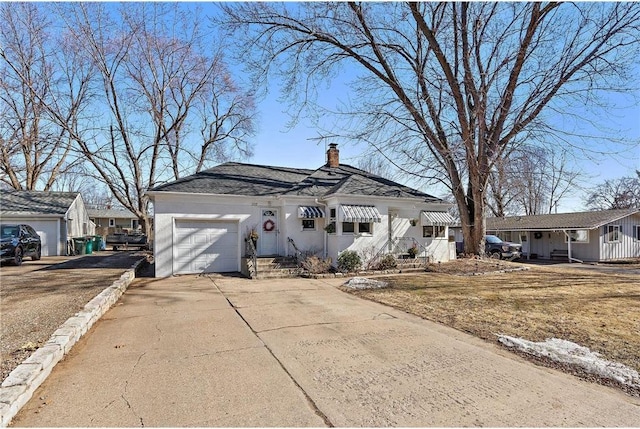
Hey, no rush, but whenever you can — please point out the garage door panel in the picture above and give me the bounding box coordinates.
[174,221,238,274]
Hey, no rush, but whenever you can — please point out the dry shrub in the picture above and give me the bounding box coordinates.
[301,255,333,274]
[375,254,397,270]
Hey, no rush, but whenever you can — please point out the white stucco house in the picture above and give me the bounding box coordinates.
[487,208,640,262]
[147,144,456,277]
[0,190,95,256]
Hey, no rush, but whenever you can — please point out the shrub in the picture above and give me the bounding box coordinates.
[300,255,332,274]
[376,254,397,270]
[337,250,362,272]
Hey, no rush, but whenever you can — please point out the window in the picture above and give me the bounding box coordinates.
[634,225,640,241]
[565,229,589,243]
[108,218,115,227]
[131,219,139,230]
[302,219,315,230]
[342,222,355,233]
[605,225,620,243]
[329,208,336,218]
[341,222,371,234]
[423,225,445,238]
[358,222,371,234]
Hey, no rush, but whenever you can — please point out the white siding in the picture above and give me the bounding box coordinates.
[600,213,640,260]
[65,195,93,238]
[151,193,453,277]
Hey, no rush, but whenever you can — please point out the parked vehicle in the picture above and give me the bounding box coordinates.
[456,235,522,260]
[0,224,42,265]
[485,234,522,260]
[106,231,149,251]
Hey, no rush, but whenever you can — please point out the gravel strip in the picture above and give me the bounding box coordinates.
[0,251,147,382]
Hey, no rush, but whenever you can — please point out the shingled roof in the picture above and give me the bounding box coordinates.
[487,208,640,231]
[149,162,442,203]
[0,190,80,217]
[88,208,138,219]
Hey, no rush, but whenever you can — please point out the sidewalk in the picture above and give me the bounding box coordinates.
[10,275,640,427]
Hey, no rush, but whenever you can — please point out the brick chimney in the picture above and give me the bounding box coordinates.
[326,143,339,168]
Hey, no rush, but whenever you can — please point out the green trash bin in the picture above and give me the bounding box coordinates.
[85,237,93,254]
[93,235,103,252]
[72,238,85,255]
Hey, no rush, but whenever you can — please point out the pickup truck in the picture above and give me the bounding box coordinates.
[456,235,522,260]
[106,231,149,251]
[484,235,522,260]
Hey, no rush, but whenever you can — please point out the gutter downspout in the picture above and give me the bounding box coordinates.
[561,229,583,263]
[315,198,328,258]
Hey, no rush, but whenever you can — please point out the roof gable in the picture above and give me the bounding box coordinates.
[149,162,442,203]
[487,208,640,231]
[0,190,80,217]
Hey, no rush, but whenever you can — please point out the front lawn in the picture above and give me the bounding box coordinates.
[344,260,640,393]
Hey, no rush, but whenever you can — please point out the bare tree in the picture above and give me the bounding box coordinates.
[487,145,583,216]
[356,151,397,181]
[3,3,256,235]
[0,3,89,191]
[220,2,640,254]
[585,173,640,210]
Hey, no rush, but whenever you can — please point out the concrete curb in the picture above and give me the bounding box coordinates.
[0,257,146,428]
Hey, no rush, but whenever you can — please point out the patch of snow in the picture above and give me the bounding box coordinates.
[497,335,640,388]
[343,277,389,289]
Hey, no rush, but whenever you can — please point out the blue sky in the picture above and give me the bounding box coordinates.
[246,79,639,213]
[209,4,640,213]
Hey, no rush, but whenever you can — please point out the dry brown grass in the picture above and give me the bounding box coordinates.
[346,261,640,377]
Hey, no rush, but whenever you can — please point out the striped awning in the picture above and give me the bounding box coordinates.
[298,206,325,218]
[422,211,456,226]
[341,205,382,223]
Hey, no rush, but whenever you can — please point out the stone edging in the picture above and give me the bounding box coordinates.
[0,257,145,428]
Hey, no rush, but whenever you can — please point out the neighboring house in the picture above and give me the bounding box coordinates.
[486,208,640,262]
[0,190,95,256]
[88,208,140,235]
[147,144,455,277]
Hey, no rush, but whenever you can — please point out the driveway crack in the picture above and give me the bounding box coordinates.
[121,351,146,427]
[208,276,334,427]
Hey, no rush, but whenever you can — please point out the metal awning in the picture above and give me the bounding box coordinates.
[422,211,456,226]
[340,205,382,223]
[298,206,325,218]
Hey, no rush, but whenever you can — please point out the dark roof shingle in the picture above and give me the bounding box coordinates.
[149,162,441,203]
[487,208,640,231]
[0,190,79,217]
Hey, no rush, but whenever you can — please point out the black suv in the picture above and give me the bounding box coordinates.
[485,234,522,260]
[1,224,42,266]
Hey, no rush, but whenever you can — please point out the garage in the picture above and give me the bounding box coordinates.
[173,220,239,275]
[1,217,58,257]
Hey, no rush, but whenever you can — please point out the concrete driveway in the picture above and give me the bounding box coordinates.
[10,275,640,427]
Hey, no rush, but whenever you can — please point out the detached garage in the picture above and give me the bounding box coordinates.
[173,220,239,274]
[0,190,94,256]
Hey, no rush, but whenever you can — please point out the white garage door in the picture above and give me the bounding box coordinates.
[1,218,58,257]
[174,220,239,274]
